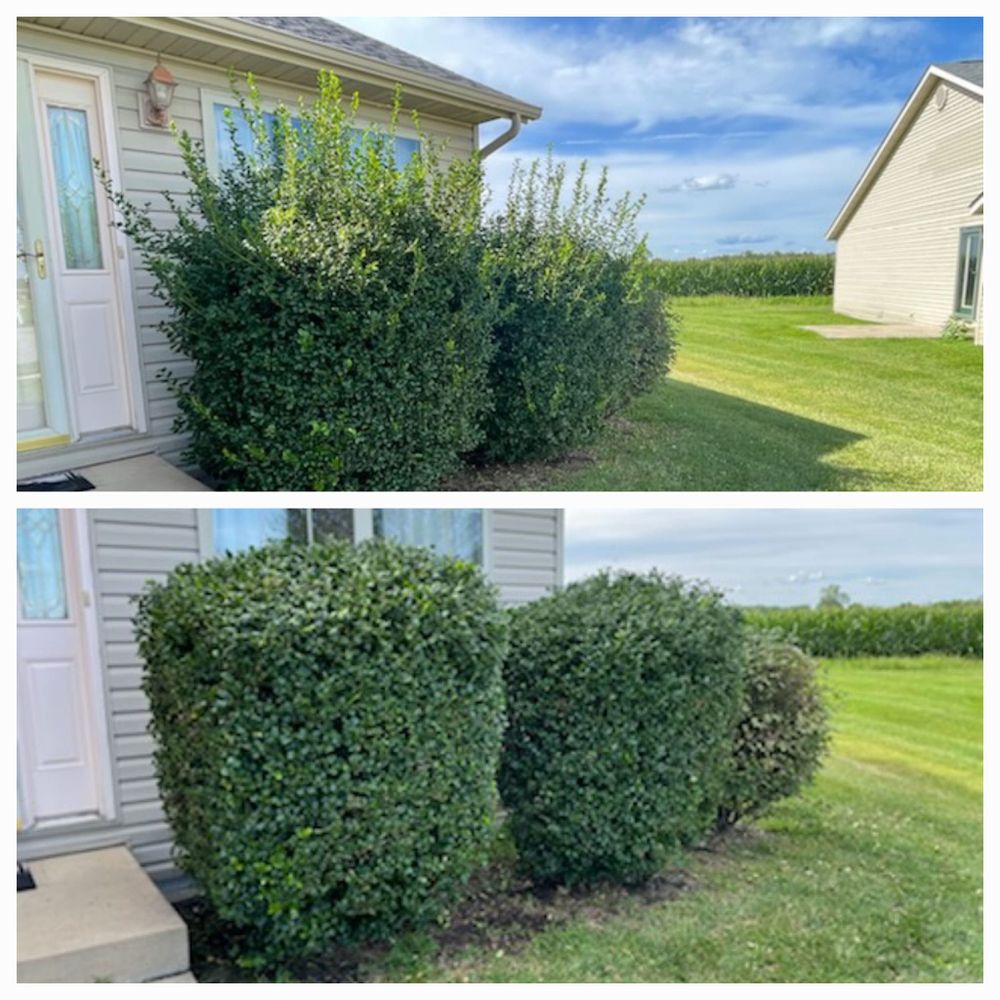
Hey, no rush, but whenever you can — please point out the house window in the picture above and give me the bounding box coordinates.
[372,510,483,565]
[954,226,982,319]
[211,509,355,554]
[210,100,420,173]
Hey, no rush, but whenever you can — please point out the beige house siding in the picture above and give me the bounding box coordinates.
[17,24,477,477]
[18,508,562,890]
[832,80,983,332]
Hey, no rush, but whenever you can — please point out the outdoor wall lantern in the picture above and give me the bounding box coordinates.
[143,58,177,127]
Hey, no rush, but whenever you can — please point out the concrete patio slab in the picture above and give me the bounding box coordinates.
[17,846,191,983]
[801,322,941,340]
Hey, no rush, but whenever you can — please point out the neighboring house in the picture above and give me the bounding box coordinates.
[826,60,983,343]
[17,508,564,894]
[16,17,542,481]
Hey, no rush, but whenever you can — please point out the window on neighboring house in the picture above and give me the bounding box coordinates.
[954,226,983,319]
[211,100,421,173]
[373,509,483,564]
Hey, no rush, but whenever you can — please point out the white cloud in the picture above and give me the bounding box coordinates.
[662,173,739,193]
[338,16,916,131]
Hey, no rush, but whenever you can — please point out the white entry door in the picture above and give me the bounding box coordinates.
[17,510,108,825]
[17,57,143,446]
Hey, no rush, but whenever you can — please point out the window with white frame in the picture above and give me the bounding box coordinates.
[209,509,483,564]
[373,509,483,564]
[205,96,421,173]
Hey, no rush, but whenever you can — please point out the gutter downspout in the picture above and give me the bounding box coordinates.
[479,112,522,159]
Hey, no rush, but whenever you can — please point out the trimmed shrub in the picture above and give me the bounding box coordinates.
[500,571,744,886]
[479,157,675,464]
[717,629,830,830]
[109,73,494,490]
[134,539,508,967]
[651,252,834,297]
[743,601,983,658]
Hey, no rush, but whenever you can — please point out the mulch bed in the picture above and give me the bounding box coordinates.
[175,828,757,983]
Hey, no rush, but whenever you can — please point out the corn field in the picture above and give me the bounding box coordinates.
[744,601,983,658]
[652,252,834,297]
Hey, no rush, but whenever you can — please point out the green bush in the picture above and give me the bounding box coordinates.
[651,252,834,297]
[717,629,830,830]
[134,539,508,967]
[744,601,983,658]
[500,571,744,886]
[109,72,494,490]
[479,157,675,464]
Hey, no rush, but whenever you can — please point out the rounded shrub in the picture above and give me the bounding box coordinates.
[479,157,675,464]
[717,629,830,830]
[134,539,508,967]
[109,72,494,490]
[499,571,745,886]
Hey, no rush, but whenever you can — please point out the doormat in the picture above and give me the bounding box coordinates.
[17,471,96,492]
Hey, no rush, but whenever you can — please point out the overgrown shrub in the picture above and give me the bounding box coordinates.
[744,600,983,658]
[500,571,744,886]
[651,252,834,297]
[110,73,494,490]
[479,158,675,464]
[717,629,830,830]
[134,539,508,967]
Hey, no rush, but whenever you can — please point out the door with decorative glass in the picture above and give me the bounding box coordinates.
[17,510,107,826]
[17,58,142,451]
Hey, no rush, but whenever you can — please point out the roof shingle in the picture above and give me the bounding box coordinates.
[934,59,983,88]
[240,16,528,109]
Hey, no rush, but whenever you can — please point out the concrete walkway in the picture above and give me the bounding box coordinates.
[801,322,941,340]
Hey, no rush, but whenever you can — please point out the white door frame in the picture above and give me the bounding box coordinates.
[19,50,147,444]
[17,509,117,831]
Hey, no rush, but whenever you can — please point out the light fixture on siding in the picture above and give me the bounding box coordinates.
[143,57,177,127]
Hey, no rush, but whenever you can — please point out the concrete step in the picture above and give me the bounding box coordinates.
[17,846,192,983]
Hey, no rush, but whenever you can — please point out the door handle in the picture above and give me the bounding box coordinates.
[16,240,47,279]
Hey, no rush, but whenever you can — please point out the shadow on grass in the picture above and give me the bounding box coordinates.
[445,379,872,492]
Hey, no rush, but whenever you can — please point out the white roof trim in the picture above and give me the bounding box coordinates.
[970,193,984,215]
[826,65,983,240]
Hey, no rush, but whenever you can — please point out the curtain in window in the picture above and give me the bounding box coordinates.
[46,106,103,269]
[16,509,68,619]
[213,509,293,554]
[374,510,482,564]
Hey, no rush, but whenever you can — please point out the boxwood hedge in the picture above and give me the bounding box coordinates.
[717,629,830,830]
[479,158,675,464]
[134,539,508,967]
[110,73,494,491]
[499,571,745,886]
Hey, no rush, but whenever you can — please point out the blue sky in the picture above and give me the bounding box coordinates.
[563,509,982,607]
[339,16,983,258]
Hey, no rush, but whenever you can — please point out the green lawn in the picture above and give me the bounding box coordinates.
[384,655,983,982]
[549,297,983,491]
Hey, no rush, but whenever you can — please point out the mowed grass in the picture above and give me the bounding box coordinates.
[385,656,982,983]
[552,297,982,491]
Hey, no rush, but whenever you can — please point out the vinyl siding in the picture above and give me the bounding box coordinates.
[17,24,477,475]
[833,80,983,331]
[18,508,561,888]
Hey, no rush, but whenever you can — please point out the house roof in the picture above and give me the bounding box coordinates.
[17,15,542,126]
[935,59,983,88]
[240,17,529,113]
[826,60,983,240]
